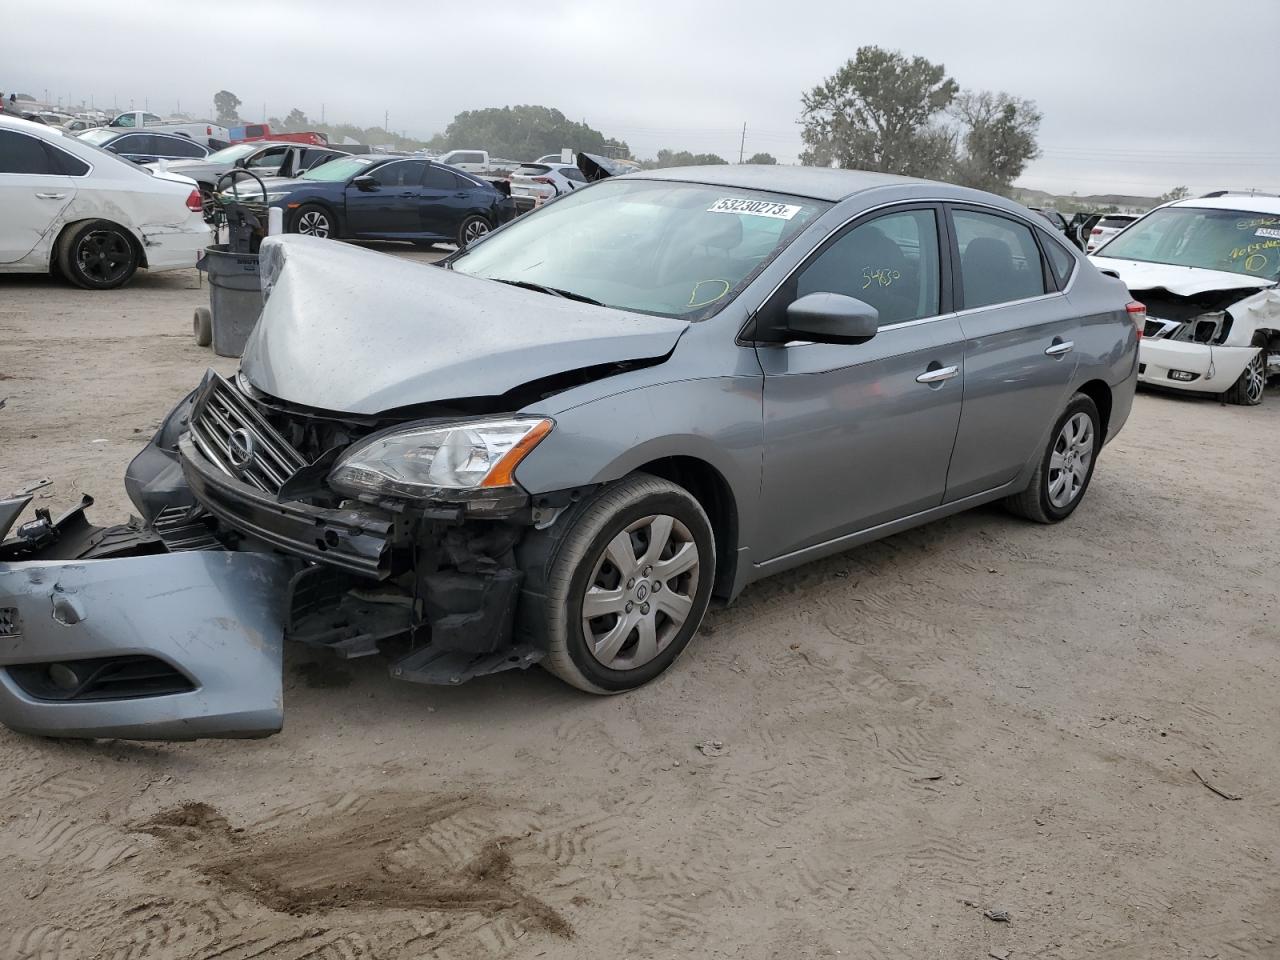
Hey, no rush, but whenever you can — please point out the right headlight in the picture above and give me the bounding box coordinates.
[328,417,553,503]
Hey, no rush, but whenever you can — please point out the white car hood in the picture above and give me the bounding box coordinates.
[1088,257,1274,297]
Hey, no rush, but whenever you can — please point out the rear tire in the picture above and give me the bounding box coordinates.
[519,474,716,694]
[1223,347,1266,406]
[57,220,139,290]
[1004,392,1101,524]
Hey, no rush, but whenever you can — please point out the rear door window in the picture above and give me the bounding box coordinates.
[165,137,205,158]
[48,145,89,176]
[952,209,1048,309]
[1039,232,1076,289]
[421,164,457,190]
[0,130,57,173]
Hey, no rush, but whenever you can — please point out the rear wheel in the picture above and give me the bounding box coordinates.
[457,214,490,249]
[58,221,139,290]
[291,203,335,239]
[1223,348,1266,406]
[520,474,716,694]
[1004,393,1101,524]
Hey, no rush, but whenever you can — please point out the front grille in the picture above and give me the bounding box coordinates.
[188,374,308,495]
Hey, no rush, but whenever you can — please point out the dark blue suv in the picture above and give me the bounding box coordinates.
[237,154,516,248]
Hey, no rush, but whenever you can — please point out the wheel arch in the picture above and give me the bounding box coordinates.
[51,217,148,271]
[1075,378,1112,440]
[630,455,739,600]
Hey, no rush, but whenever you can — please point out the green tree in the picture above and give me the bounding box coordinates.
[745,152,777,165]
[427,105,627,160]
[282,108,309,132]
[1158,186,1190,203]
[951,91,1042,196]
[799,46,958,177]
[640,149,729,169]
[213,90,241,125]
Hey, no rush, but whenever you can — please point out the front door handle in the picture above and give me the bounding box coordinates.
[916,364,960,384]
[36,192,67,200]
[1045,340,1074,357]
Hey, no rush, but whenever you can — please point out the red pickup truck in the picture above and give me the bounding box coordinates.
[230,123,328,146]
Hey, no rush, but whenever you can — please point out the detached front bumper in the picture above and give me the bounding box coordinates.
[0,550,295,740]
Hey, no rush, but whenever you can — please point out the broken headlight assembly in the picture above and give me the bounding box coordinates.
[327,417,553,510]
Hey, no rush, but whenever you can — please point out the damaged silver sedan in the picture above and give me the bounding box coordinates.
[1,166,1140,739]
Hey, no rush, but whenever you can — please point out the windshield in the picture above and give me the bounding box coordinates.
[300,155,374,181]
[79,128,116,146]
[451,179,829,319]
[204,143,259,164]
[1097,206,1280,281]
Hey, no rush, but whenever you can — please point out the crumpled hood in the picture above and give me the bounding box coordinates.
[241,236,688,415]
[1088,256,1275,297]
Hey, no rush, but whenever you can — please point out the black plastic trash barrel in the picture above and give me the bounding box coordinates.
[196,244,264,358]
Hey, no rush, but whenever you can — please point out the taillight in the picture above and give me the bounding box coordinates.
[185,189,203,213]
[532,176,554,184]
[207,125,212,135]
[1127,301,1146,339]
[1091,227,1103,235]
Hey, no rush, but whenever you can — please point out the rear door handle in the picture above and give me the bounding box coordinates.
[36,192,67,200]
[1045,340,1074,357]
[916,365,960,384]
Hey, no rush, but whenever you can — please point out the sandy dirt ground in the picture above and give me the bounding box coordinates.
[1,251,1278,960]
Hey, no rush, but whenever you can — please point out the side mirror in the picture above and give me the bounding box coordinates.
[784,293,879,344]
[234,157,248,168]
[352,175,378,191]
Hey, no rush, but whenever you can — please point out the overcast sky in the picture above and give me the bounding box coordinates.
[7,0,1278,197]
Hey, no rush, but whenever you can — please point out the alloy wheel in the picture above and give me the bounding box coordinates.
[581,514,700,671]
[463,219,489,244]
[1047,412,1094,509]
[76,231,132,284]
[297,210,330,237]
[1244,352,1266,404]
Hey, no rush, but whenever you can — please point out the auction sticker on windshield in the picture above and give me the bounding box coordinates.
[708,198,802,220]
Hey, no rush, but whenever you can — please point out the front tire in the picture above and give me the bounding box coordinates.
[291,203,336,239]
[57,220,139,290]
[520,474,716,694]
[1223,347,1266,406]
[1004,392,1101,524]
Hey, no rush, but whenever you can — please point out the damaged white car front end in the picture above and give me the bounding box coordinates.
[1091,197,1280,405]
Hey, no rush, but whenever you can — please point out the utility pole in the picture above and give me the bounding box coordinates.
[739,122,747,164]
[321,102,325,123]
[384,109,389,133]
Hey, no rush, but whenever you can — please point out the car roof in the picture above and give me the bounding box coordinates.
[0,114,63,137]
[634,164,929,202]
[1170,194,1280,215]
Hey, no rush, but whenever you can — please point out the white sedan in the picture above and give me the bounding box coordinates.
[0,115,211,289]
[1090,194,1280,406]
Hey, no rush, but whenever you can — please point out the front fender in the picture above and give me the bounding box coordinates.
[514,375,763,564]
